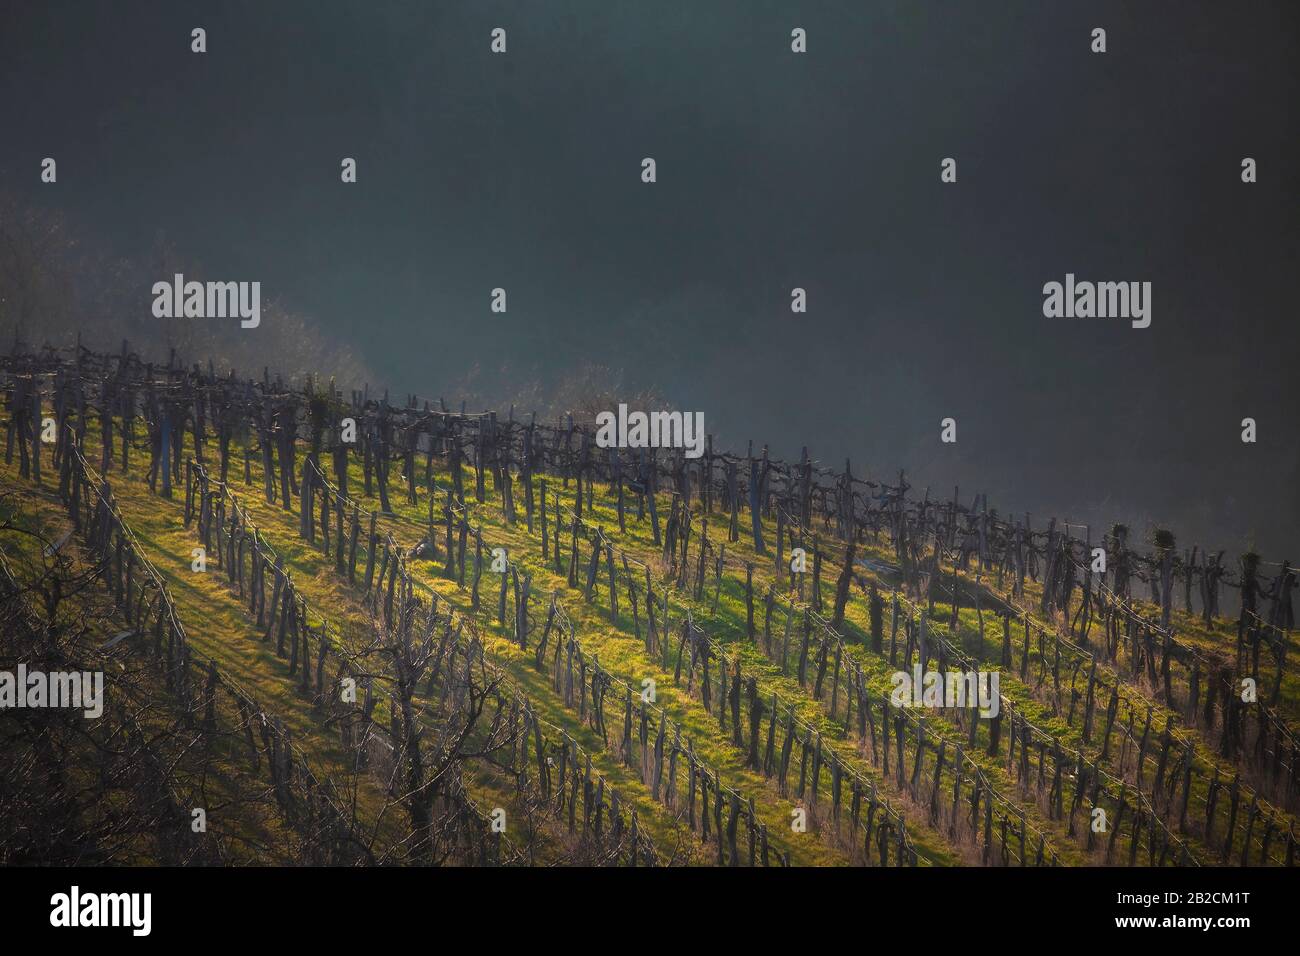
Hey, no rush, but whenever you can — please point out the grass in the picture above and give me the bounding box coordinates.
[9,408,1289,866]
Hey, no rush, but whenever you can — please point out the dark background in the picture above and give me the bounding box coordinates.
[1,0,1296,559]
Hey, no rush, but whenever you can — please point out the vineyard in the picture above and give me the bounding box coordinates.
[1,340,1295,868]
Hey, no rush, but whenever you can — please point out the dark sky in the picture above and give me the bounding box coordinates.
[2,1,1297,559]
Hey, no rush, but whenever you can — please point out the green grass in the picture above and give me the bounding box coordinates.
[14,410,1288,866]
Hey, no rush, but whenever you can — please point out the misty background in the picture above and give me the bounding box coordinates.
[1,0,1296,560]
